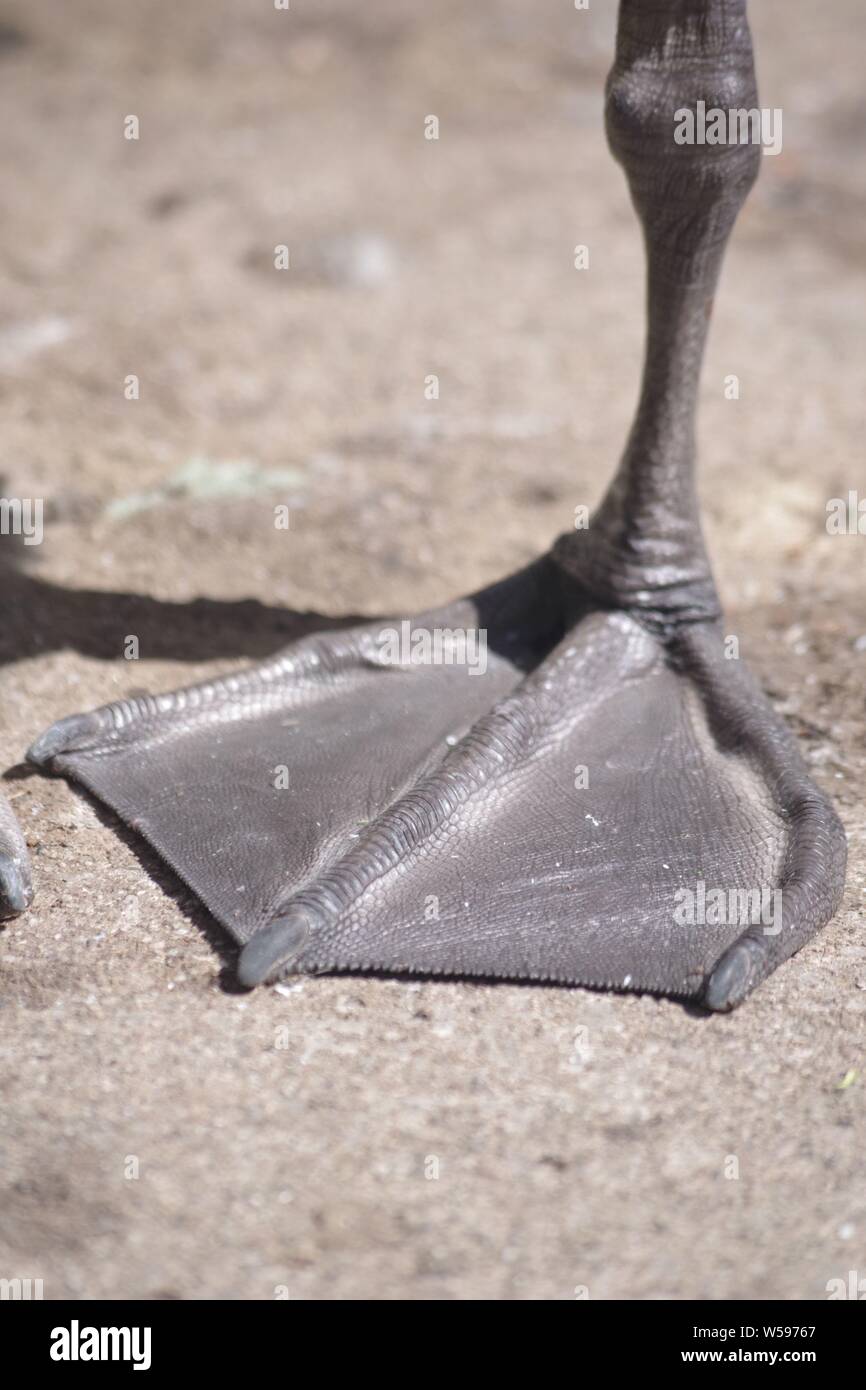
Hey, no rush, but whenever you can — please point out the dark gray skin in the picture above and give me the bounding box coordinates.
[10,0,846,1009]
[0,791,31,917]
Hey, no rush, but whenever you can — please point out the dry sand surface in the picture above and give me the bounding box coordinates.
[0,0,864,1299]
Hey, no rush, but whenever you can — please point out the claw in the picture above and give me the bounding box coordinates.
[0,850,32,917]
[704,937,763,1012]
[237,910,312,988]
[27,712,106,769]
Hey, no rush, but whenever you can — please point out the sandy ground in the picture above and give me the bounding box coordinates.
[0,0,864,1300]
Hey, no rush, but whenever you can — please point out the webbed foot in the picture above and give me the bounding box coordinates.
[27,554,846,1009]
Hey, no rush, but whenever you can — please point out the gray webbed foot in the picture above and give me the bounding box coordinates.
[26,555,846,1009]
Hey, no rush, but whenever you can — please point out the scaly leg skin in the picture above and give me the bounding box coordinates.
[0,789,32,918]
[27,0,846,1009]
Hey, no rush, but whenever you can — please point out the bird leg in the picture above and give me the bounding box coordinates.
[557,0,761,623]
